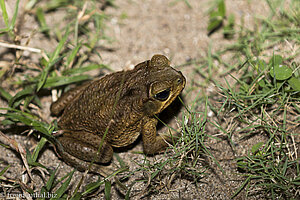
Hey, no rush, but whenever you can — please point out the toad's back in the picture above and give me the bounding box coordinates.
[53,61,151,146]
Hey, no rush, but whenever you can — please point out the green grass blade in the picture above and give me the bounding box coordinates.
[124,182,135,200]
[46,167,59,191]
[36,7,50,35]
[23,95,35,110]
[37,56,64,91]
[50,170,74,200]
[83,177,103,196]
[26,148,47,169]
[104,181,111,200]
[0,0,9,27]
[0,87,12,101]
[8,86,35,108]
[0,108,53,136]
[9,0,20,30]
[0,164,10,176]
[63,64,108,75]
[82,167,127,196]
[69,193,82,200]
[25,0,38,10]
[50,27,69,62]
[32,137,48,162]
[37,27,70,91]
[66,44,81,68]
[43,74,91,88]
[231,176,251,198]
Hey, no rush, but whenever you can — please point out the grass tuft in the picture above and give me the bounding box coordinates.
[0,0,113,198]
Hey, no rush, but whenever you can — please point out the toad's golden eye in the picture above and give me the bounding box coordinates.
[154,88,170,101]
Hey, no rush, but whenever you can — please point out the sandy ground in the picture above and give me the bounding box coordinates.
[0,0,288,199]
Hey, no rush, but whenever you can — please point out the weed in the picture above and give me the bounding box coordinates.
[207,1,300,198]
[0,0,114,199]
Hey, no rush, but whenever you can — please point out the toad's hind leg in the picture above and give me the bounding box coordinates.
[56,145,115,176]
[55,131,114,175]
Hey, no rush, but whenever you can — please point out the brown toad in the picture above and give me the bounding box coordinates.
[51,55,186,174]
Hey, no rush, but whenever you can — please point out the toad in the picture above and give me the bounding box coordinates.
[51,55,186,175]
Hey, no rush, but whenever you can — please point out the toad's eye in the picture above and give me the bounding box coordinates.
[154,89,171,101]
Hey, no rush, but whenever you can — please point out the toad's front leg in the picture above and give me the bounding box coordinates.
[141,117,176,154]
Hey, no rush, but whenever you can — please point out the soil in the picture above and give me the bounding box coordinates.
[0,0,290,199]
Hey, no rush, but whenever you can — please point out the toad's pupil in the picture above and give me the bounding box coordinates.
[177,78,182,84]
[154,89,170,101]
